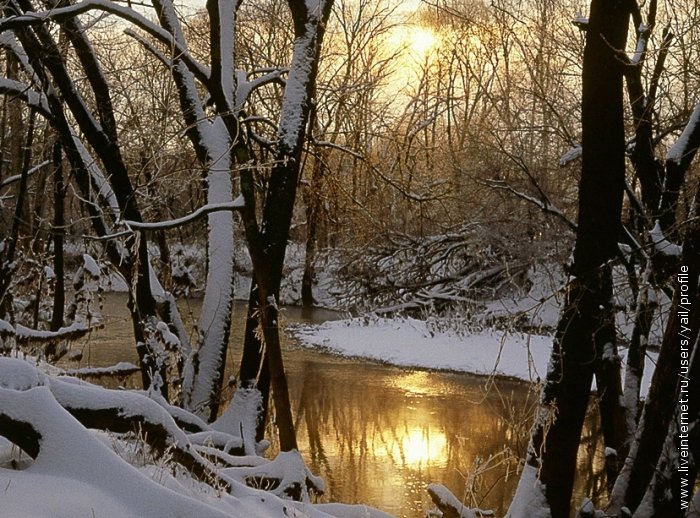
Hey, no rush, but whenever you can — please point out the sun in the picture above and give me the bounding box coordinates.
[386,24,439,63]
[406,25,438,59]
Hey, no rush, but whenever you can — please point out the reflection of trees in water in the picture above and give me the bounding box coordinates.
[577,403,607,508]
[289,361,541,515]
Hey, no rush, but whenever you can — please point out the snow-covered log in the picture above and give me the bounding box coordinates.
[0,358,361,517]
[0,358,329,494]
[61,362,140,378]
[223,449,324,500]
[427,483,494,518]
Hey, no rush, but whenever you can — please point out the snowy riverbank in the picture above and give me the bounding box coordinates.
[291,316,658,397]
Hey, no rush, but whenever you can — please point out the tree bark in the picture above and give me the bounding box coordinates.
[608,192,700,515]
[507,1,629,516]
[238,0,334,452]
[50,141,64,331]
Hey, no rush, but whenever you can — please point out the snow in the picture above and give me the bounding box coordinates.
[293,316,552,381]
[0,355,372,517]
[122,199,245,231]
[156,321,180,349]
[186,116,236,416]
[630,36,646,65]
[0,357,45,390]
[572,14,588,26]
[223,449,325,499]
[0,160,50,189]
[0,78,48,112]
[277,12,321,152]
[427,483,489,517]
[236,68,287,108]
[217,0,236,105]
[62,361,139,377]
[0,318,14,336]
[649,220,682,256]
[558,145,582,166]
[156,0,237,415]
[82,253,101,278]
[0,384,236,517]
[14,321,89,341]
[292,316,658,396]
[667,102,700,164]
[505,464,550,518]
[212,386,263,455]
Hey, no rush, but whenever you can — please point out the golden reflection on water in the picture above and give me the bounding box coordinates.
[389,371,444,396]
[289,356,535,516]
[398,427,447,468]
[74,294,607,518]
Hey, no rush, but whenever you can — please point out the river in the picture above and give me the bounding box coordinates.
[65,292,606,517]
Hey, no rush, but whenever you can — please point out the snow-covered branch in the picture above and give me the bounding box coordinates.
[0,1,210,85]
[427,484,490,518]
[120,198,245,231]
[558,144,582,167]
[0,160,50,189]
[0,319,98,343]
[236,67,288,108]
[667,102,700,165]
[0,78,50,115]
[61,362,140,378]
[649,220,682,256]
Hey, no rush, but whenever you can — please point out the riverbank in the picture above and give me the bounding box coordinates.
[291,316,658,397]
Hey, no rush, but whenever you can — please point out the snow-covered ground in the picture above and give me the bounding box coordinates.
[0,357,394,518]
[291,316,658,397]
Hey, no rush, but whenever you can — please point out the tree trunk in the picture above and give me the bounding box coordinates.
[237,0,334,452]
[608,192,700,516]
[0,109,35,310]
[50,141,64,331]
[507,1,629,515]
[302,153,325,308]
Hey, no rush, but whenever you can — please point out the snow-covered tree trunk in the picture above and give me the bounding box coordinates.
[238,0,334,452]
[143,0,238,420]
[608,189,700,516]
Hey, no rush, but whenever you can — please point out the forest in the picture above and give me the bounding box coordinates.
[0,0,698,516]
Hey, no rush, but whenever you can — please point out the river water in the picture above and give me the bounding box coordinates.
[66,293,606,517]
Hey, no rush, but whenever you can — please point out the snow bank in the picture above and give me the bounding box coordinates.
[0,358,386,518]
[293,316,551,381]
[292,317,658,397]
[505,464,550,518]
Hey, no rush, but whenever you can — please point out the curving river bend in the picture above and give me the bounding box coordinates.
[67,293,606,517]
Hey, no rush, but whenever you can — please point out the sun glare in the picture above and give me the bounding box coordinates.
[388,24,439,62]
[405,26,438,59]
[401,428,448,467]
[382,23,441,90]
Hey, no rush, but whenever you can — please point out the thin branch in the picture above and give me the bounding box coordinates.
[0,159,49,189]
[481,178,577,232]
[0,1,210,85]
[120,198,245,231]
